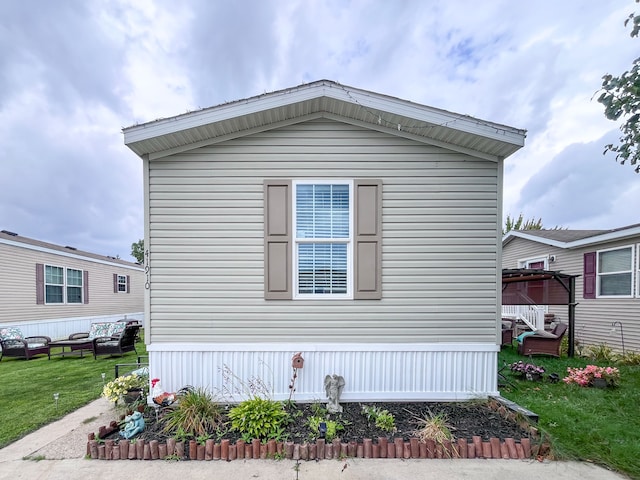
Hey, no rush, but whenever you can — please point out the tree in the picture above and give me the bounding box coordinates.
[131,239,144,263]
[597,3,640,173]
[503,213,543,235]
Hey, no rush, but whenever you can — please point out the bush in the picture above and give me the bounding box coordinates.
[161,387,223,438]
[361,405,396,433]
[307,415,344,441]
[228,397,289,442]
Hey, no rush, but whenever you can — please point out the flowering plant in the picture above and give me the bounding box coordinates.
[563,365,620,387]
[102,373,148,403]
[509,361,546,377]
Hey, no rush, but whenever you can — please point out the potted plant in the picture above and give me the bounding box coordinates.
[102,373,149,407]
[563,365,620,388]
[509,361,546,381]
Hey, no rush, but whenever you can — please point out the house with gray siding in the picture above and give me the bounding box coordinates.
[0,230,144,340]
[502,224,640,354]
[123,80,526,401]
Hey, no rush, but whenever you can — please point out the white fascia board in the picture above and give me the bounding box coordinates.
[503,226,640,250]
[0,238,143,271]
[124,81,525,148]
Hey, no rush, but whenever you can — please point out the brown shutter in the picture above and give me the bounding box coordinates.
[36,263,45,304]
[126,275,130,293]
[583,252,596,299]
[264,180,292,299]
[113,273,118,293]
[83,271,89,304]
[354,179,382,299]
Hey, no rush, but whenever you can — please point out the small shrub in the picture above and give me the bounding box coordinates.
[586,343,615,362]
[617,350,640,365]
[361,405,397,433]
[162,387,223,438]
[228,397,290,442]
[307,415,344,441]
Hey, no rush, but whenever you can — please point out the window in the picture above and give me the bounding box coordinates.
[264,179,382,300]
[294,181,352,298]
[45,265,64,304]
[118,275,127,292]
[597,246,634,297]
[66,268,83,303]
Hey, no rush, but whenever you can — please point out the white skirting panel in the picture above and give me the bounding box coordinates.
[0,312,144,341]
[147,343,500,402]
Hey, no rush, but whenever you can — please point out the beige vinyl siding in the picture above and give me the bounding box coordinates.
[503,236,640,352]
[147,118,501,344]
[0,243,144,324]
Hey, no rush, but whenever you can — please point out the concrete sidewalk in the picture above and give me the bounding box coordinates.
[0,398,627,480]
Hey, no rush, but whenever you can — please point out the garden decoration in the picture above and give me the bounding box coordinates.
[119,410,145,439]
[324,374,345,413]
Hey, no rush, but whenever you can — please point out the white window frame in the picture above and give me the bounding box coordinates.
[117,275,127,293]
[517,256,549,270]
[292,179,353,300]
[44,265,64,304]
[66,268,83,304]
[596,245,635,298]
[44,265,83,305]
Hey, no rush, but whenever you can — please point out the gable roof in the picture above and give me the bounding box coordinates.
[123,79,526,162]
[503,223,640,249]
[0,230,142,270]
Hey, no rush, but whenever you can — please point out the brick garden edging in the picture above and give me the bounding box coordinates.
[87,432,534,461]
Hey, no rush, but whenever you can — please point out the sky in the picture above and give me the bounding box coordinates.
[1,0,638,262]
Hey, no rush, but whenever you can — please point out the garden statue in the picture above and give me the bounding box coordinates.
[120,410,145,439]
[324,374,345,413]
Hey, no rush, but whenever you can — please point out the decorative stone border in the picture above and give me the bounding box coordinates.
[87,433,534,461]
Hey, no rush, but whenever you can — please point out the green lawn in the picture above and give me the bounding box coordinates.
[499,346,640,478]
[1,340,638,478]
[0,342,147,448]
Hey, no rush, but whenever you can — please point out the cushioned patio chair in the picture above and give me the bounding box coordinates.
[92,324,140,359]
[517,322,567,357]
[0,326,51,361]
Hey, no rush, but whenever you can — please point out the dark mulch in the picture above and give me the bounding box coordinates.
[111,400,535,445]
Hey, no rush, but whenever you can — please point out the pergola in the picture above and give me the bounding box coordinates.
[502,268,579,357]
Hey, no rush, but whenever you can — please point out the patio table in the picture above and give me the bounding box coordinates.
[49,338,94,358]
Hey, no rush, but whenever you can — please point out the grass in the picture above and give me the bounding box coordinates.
[499,346,640,478]
[1,339,638,477]
[0,341,146,448]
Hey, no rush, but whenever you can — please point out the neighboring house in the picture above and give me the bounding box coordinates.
[0,230,144,340]
[502,224,640,353]
[123,80,526,401]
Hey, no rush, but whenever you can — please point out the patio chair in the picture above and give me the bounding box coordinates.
[501,318,515,347]
[517,322,567,357]
[0,326,51,361]
[92,324,140,359]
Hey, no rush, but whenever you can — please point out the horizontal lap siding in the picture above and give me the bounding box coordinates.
[0,243,144,323]
[502,237,640,352]
[148,119,500,344]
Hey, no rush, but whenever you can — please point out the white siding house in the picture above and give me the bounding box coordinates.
[503,225,640,354]
[0,230,144,340]
[124,80,526,401]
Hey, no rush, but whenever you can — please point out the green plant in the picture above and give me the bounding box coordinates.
[102,373,148,403]
[307,415,344,441]
[161,387,222,438]
[228,397,289,441]
[361,405,396,432]
[617,350,640,365]
[196,432,212,445]
[585,343,615,362]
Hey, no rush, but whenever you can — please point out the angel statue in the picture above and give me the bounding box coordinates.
[324,374,345,413]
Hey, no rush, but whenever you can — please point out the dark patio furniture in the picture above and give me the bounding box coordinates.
[501,318,515,347]
[49,338,95,357]
[0,327,51,361]
[93,324,140,359]
[517,322,567,357]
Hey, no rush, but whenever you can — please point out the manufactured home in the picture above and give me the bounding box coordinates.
[124,80,526,401]
[0,230,144,340]
[503,225,640,353]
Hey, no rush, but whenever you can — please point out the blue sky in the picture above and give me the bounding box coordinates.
[1,0,638,261]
